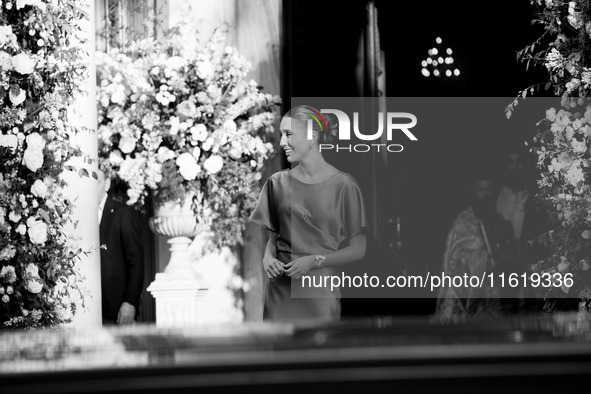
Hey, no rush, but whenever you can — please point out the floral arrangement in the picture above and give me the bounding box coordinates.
[510,0,591,311]
[506,0,591,117]
[0,0,89,328]
[530,102,591,308]
[96,27,280,252]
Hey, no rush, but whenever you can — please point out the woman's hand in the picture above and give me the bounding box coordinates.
[285,255,316,280]
[263,255,284,279]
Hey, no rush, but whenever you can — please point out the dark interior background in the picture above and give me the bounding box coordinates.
[282,0,550,316]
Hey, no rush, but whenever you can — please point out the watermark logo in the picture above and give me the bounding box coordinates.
[303,106,328,132]
[306,109,417,153]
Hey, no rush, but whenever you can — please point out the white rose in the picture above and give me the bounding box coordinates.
[549,158,564,173]
[255,138,268,155]
[36,0,48,10]
[100,95,110,107]
[30,179,48,198]
[0,51,12,70]
[0,266,16,283]
[25,262,39,277]
[557,110,571,126]
[1,295,8,303]
[110,85,126,105]
[166,56,187,70]
[557,260,570,273]
[566,164,585,187]
[568,12,583,29]
[0,134,17,153]
[16,224,26,235]
[26,218,48,245]
[229,147,242,160]
[9,86,26,105]
[197,60,214,80]
[108,149,124,166]
[0,26,14,47]
[25,279,43,294]
[26,132,46,151]
[222,120,237,133]
[203,155,224,174]
[156,147,174,163]
[22,147,44,172]
[207,84,221,99]
[176,152,201,180]
[176,100,197,119]
[202,137,213,151]
[11,53,36,74]
[194,124,208,141]
[16,0,33,9]
[572,139,587,153]
[118,136,137,154]
[155,92,168,106]
[572,119,583,131]
[8,211,21,222]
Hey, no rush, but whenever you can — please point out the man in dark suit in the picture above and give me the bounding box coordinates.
[496,151,549,312]
[97,163,144,325]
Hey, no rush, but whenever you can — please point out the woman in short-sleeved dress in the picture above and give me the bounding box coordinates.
[249,106,367,322]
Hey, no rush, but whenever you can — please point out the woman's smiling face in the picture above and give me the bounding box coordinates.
[279,116,311,163]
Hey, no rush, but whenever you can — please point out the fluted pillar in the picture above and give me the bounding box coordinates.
[65,0,102,328]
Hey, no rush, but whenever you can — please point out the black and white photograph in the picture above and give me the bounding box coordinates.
[1,0,591,392]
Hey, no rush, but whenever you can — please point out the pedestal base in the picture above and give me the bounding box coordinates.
[147,272,208,328]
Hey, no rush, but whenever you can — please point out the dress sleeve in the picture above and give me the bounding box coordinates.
[249,177,279,233]
[341,177,368,240]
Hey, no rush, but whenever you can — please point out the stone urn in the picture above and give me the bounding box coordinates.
[146,193,209,328]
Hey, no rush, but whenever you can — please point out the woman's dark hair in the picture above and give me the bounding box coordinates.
[283,105,338,144]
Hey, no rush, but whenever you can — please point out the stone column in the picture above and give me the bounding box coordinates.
[235,0,283,322]
[66,0,102,329]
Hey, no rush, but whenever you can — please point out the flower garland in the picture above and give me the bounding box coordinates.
[97,28,280,252]
[0,0,89,328]
[510,0,591,310]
